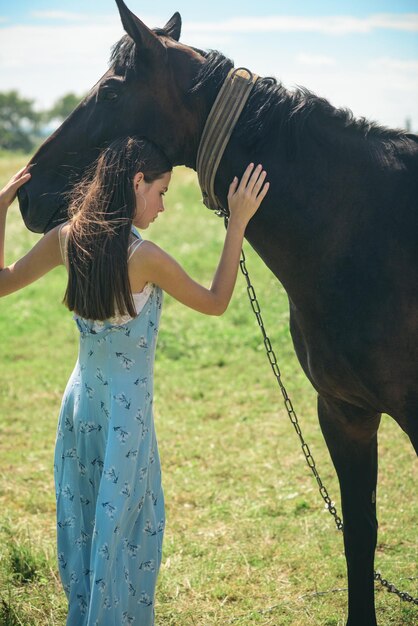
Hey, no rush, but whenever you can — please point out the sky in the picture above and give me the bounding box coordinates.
[0,0,417,131]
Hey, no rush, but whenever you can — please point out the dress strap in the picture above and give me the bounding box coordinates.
[58,223,69,267]
[128,238,145,261]
[131,225,141,239]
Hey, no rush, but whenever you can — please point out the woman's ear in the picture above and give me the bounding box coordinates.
[133,172,145,191]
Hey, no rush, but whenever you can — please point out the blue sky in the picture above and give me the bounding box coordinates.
[1,0,417,130]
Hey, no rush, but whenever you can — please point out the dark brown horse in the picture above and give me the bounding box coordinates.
[18,2,418,624]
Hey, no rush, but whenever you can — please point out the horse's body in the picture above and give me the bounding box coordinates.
[18,2,418,624]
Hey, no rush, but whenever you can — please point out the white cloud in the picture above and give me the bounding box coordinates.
[183,14,418,36]
[273,63,418,130]
[370,13,418,32]
[296,54,336,67]
[30,11,89,22]
[0,23,122,70]
[0,22,124,108]
[369,57,418,73]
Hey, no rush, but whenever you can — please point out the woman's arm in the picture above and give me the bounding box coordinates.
[0,168,63,297]
[133,163,269,315]
[0,167,32,268]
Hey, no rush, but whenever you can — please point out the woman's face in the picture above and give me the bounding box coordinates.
[133,171,172,229]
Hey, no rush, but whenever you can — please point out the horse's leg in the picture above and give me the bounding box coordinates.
[317,395,381,626]
[404,416,418,455]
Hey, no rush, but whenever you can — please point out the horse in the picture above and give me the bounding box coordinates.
[17,2,418,624]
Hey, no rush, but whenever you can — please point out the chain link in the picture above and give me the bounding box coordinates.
[219,213,417,604]
[237,245,344,531]
[374,572,418,605]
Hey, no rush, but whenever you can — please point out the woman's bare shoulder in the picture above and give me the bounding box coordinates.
[131,240,167,263]
[53,221,71,266]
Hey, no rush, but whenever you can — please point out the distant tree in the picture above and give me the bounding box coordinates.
[46,93,83,122]
[0,91,41,151]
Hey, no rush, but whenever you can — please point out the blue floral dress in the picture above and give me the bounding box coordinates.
[54,235,164,626]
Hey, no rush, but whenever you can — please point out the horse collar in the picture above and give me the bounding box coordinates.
[196,67,258,217]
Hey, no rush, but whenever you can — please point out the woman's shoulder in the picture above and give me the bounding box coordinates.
[53,220,71,266]
[52,220,71,243]
[129,239,167,264]
[35,221,69,253]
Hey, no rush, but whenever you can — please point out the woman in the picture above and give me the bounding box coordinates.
[0,136,269,625]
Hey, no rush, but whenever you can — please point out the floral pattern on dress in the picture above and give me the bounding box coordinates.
[54,274,164,626]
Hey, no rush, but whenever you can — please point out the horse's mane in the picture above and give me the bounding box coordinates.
[192,50,409,153]
[110,38,410,154]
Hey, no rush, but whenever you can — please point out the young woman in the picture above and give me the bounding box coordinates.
[0,136,269,626]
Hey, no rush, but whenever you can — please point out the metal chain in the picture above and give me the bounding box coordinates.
[237,244,344,532]
[374,572,418,605]
[219,211,417,604]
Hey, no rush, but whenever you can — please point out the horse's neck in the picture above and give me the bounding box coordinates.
[216,124,387,310]
[190,65,412,312]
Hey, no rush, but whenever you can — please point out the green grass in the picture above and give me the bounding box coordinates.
[0,154,417,625]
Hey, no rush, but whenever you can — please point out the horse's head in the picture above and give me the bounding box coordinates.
[19,0,206,232]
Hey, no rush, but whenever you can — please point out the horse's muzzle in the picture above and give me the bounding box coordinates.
[17,181,64,234]
[17,185,29,216]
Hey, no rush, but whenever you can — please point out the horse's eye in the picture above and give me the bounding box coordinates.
[100,89,118,102]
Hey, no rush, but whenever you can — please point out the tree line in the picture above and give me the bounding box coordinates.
[0,91,83,152]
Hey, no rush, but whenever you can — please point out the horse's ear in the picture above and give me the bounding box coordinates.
[115,0,164,54]
[163,12,182,41]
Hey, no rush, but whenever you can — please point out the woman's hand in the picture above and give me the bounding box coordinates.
[227,163,269,227]
[0,167,31,213]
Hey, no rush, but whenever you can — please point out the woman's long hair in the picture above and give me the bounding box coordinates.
[63,136,172,320]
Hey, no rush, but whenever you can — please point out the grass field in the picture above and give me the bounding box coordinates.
[0,154,417,626]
